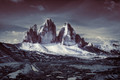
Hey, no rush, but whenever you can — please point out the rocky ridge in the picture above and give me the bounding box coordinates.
[23,18,88,47]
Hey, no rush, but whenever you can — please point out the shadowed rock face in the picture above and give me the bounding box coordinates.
[23,24,38,43]
[38,18,56,44]
[75,34,81,43]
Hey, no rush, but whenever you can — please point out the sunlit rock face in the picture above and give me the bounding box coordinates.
[58,23,76,46]
[38,18,56,44]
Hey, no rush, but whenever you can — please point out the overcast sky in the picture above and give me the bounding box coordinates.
[0,0,120,44]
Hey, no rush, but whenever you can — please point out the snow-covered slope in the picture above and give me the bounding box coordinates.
[86,37,120,52]
[20,42,107,59]
[43,43,100,59]
[20,42,48,53]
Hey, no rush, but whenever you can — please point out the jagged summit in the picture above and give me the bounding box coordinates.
[31,24,37,32]
[63,22,71,27]
[23,18,56,44]
[38,18,56,43]
[57,22,76,46]
[23,18,88,47]
[23,24,38,43]
[44,18,53,26]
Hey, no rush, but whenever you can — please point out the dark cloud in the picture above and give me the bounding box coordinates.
[0,23,27,32]
[0,0,120,43]
[10,0,24,3]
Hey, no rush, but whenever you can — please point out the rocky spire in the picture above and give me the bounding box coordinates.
[38,18,56,43]
[57,23,88,47]
[23,24,38,43]
[23,18,88,47]
[23,18,56,44]
[58,23,76,46]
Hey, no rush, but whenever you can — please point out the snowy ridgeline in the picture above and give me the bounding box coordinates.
[20,42,107,60]
[86,37,120,52]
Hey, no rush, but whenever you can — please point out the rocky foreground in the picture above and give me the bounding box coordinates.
[0,42,120,80]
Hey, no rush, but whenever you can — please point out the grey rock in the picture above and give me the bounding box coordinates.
[38,18,56,44]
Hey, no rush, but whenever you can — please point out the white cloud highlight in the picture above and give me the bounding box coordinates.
[10,0,23,3]
[30,5,45,11]
[0,31,25,44]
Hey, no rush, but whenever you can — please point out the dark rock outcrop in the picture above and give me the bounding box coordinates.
[75,34,81,43]
[23,24,38,43]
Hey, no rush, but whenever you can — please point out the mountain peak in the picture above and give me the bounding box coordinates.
[57,22,76,46]
[38,18,56,43]
[30,24,37,32]
[44,18,53,26]
[23,18,56,44]
[64,22,70,26]
[23,18,88,47]
[63,22,73,30]
[46,18,52,22]
[23,24,38,43]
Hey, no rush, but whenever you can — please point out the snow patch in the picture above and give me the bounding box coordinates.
[63,23,68,36]
[39,26,44,33]
[40,31,54,44]
[31,65,39,72]
[8,63,32,78]
[20,42,48,53]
